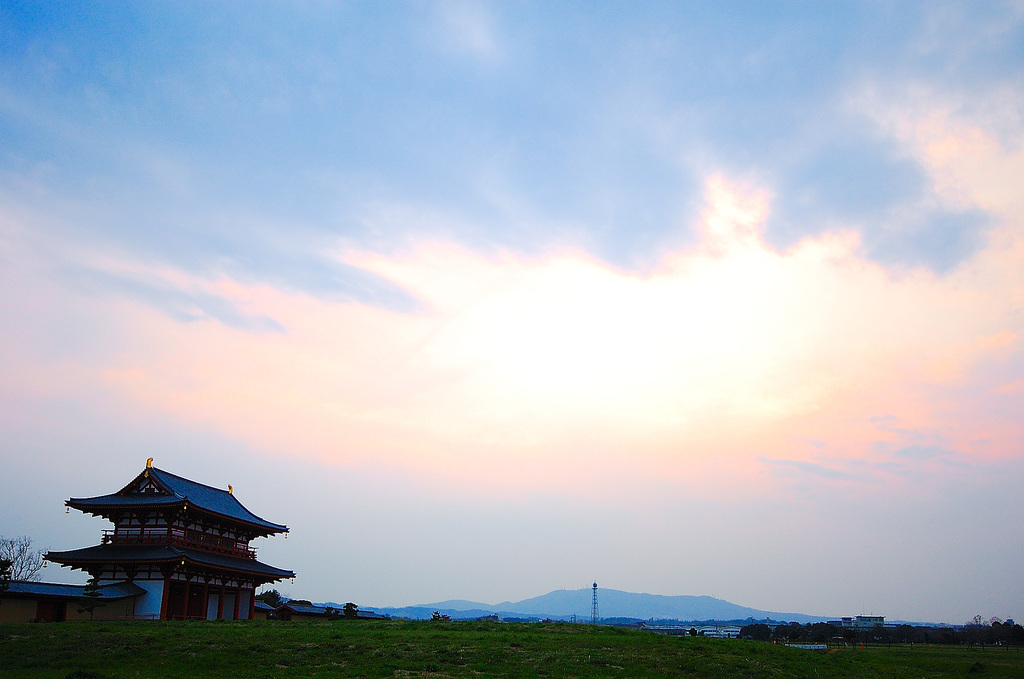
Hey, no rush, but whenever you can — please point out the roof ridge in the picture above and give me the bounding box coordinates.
[70,466,288,533]
[150,467,234,497]
[152,467,288,532]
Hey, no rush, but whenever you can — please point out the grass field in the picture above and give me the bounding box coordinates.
[2,620,1023,678]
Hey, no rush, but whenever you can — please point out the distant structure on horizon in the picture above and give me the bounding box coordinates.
[826,615,886,629]
[591,582,599,624]
[45,459,294,621]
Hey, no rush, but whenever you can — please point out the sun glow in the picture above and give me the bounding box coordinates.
[37,165,1003,500]
[5,145,1020,498]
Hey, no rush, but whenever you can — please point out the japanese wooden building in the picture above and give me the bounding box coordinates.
[45,460,294,620]
[0,580,145,623]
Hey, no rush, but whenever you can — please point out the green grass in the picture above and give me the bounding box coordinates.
[2,620,1022,678]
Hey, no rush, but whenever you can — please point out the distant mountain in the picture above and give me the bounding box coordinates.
[336,588,829,623]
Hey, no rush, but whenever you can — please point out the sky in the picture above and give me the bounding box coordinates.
[1,2,1023,624]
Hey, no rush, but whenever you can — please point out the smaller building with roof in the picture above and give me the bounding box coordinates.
[0,580,146,623]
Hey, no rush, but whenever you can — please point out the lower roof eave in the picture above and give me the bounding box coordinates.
[45,545,294,582]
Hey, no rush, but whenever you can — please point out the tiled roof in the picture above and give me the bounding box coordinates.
[6,580,145,600]
[45,544,294,580]
[67,466,287,534]
[281,603,334,615]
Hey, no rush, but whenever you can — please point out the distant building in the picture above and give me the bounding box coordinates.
[46,460,294,620]
[698,624,742,638]
[254,599,276,620]
[827,615,885,629]
[275,602,338,621]
[274,602,385,621]
[640,624,740,638]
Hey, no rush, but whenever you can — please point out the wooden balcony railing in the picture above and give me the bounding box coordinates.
[101,529,257,559]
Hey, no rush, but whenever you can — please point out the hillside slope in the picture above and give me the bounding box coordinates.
[359,588,828,622]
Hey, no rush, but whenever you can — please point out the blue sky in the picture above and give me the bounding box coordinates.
[2,2,1023,622]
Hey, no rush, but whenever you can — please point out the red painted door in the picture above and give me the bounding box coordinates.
[166,582,187,620]
[187,586,205,619]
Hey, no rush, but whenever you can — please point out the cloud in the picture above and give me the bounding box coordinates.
[61,264,286,333]
[893,445,957,461]
[1,7,1022,496]
[432,0,501,61]
[761,458,852,481]
[875,444,972,479]
[6,145,1020,502]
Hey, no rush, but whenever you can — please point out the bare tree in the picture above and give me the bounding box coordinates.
[0,536,45,581]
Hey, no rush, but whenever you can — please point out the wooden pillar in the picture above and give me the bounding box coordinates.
[217,583,225,619]
[233,585,241,620]
[183,579,191,620]
[159,578,170,621]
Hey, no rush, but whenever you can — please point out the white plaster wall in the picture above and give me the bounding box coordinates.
[206,593,220,620]
[238,590,251,619]
[134,580,164,620]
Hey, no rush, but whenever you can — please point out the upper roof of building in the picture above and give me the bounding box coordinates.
[66,464,287,535]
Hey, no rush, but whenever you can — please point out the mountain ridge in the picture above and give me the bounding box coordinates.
[325,588,831,623]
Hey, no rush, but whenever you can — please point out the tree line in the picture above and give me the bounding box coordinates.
[256,589,362,619]
[739,620,1024,647]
